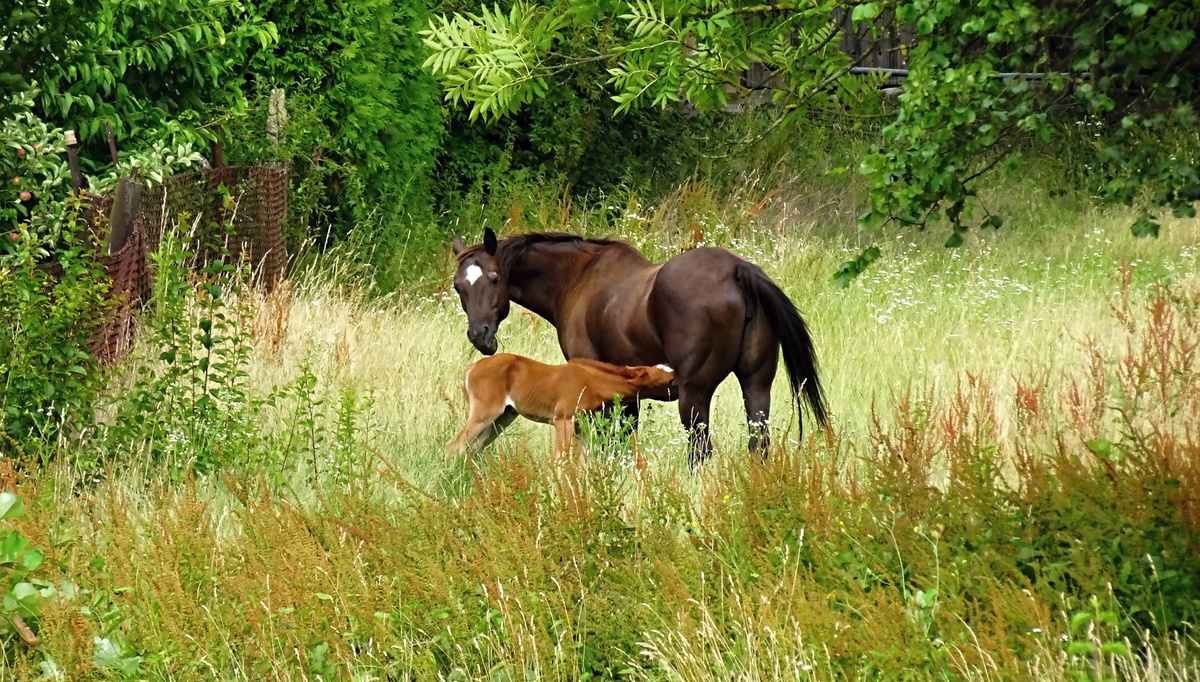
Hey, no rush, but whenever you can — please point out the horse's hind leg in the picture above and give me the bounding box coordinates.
[736,321,780,456]
[736,365,775,456]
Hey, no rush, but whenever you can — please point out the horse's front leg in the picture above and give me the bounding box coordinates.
[589,399,641,440]
[678,384,715,469]
[618,398,641,434]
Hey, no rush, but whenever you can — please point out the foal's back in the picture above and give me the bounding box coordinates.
[466,354,673,420]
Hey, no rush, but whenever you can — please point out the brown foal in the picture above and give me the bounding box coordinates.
[445,354,677,458]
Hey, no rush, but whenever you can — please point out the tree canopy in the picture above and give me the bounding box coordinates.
[421,0,1200,244]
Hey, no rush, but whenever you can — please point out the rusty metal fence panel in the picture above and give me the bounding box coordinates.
[91,196,149,366]
[82,163,288,367]
[140,163,289,289]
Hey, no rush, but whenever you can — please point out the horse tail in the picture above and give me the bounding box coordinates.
[734,263,828,436]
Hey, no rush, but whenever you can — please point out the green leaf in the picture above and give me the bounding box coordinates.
[1101,642,1131,657]
[852,3,884,23]
[0,494,25,521]
[1067,641,1096,656]
[9,582,40,611]
[19,548,43,573]
[1131,215,1160,238]
[1070,611,1093,632]
[944,231,964,248]
[831,246,881,287]
[1129,3,1149,16]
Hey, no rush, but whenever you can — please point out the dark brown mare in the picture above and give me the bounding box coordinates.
[450,227,827,467]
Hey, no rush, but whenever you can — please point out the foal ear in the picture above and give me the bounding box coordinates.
[627,367,654,384]
[452,236,466,255]
[483,227,498,256]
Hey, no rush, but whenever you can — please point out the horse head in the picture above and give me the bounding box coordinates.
[451,227,510,355]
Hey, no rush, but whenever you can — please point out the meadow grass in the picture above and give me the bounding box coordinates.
[261,170,1200,480]
[2,170,1200,680]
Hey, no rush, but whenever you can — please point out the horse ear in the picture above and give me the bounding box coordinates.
[452,236,466,255]
[483,227,498,256]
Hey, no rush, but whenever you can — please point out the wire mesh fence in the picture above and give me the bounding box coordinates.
[81,163,289,366]
[139,163,288,287]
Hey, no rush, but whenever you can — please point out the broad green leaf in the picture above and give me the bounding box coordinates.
[19,547,43,573]
[0,494,24,521]
[1131,215,1160,238]
[9,582,40,610]
[851,3,884,23]
[1067,641,1096,656]
[1101,642,1131,657]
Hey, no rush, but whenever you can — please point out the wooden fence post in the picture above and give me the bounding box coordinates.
[267,88,288,147]
[104,121,120,168]
[101,124,141,255]
[64,130,83,193]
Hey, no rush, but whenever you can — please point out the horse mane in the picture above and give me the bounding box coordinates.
[457,232,627,273]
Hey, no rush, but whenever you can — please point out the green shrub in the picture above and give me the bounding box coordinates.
[102,206,257,478]
[2,0,276,159]
[228,0,446,289]
[1,92,73,262]
[0,196,109,452]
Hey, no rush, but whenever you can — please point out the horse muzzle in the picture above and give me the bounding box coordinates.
[468,326,498,355]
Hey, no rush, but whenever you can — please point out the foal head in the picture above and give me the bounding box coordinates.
[452,227,510,355]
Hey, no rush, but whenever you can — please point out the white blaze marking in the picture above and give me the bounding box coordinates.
[464,264,484,285]
[655,364,674,373]
[504,395,515,408]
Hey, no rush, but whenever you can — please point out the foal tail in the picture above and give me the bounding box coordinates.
[734,263,828,437]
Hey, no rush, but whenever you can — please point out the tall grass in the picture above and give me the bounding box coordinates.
[2,167,1199,680]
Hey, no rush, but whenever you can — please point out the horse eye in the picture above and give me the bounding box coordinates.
[488,272,499,283]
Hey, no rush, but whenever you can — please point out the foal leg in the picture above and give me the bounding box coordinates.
[445,405,515,456]
[553,415,577,462]
[473,407,518,451]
